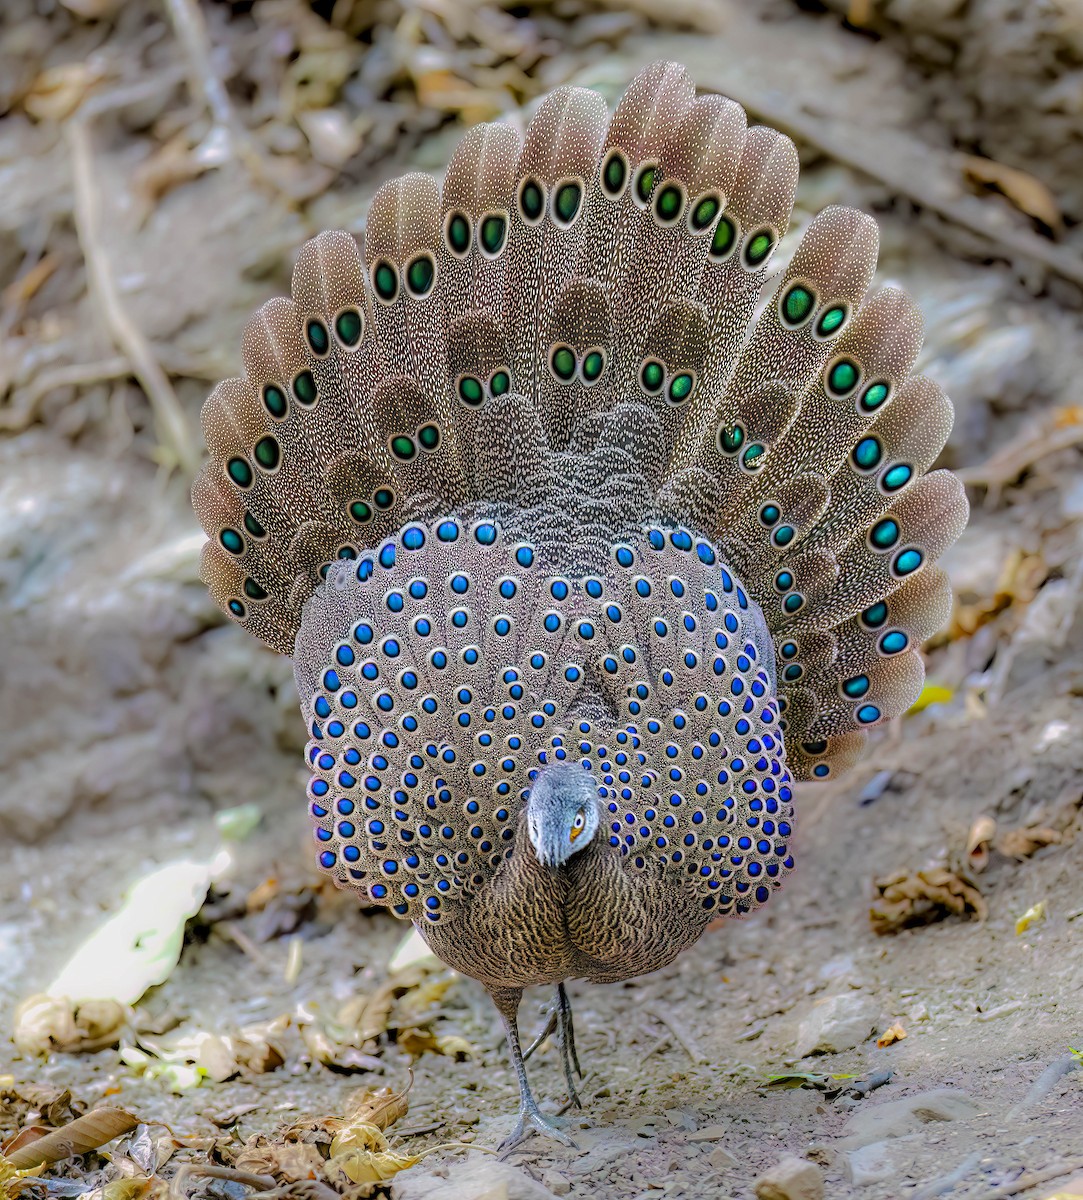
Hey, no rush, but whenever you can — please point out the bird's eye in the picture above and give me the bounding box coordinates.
[569,809,586,841]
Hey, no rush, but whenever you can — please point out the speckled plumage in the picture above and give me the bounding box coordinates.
[193,61,968,1145]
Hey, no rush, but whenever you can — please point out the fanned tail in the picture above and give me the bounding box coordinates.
[192,60,967,781]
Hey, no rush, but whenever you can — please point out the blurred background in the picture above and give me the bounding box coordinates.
[1,1,1082,1196]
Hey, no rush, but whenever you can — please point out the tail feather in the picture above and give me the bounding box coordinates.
[193,60,968,784]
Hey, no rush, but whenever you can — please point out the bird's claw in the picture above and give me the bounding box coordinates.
[498,1104,578,1154]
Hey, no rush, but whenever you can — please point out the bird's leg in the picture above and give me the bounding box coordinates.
[522,985,583,1107]
[557,982,583,1082]
[490,986,577,1152]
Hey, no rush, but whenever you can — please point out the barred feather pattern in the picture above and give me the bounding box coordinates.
[193,61,967,932]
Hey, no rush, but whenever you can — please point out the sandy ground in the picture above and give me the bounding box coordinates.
[2,2,1082,1198]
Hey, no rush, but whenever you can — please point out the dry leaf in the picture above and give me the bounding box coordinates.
[343,1085,410,1133]
[235,1138,325,1183]
[329,1146,421,1186]
[870,867,987,935]
[3,1108,140,1170]
[962,154,1063,232]
[1015,901,1047,936]
[966,815,997,873]
[877,1023,907,1048]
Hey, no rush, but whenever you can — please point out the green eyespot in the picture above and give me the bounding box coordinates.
[551,345,576,382]
[781,284,815,327]
[668,373,693,403]
[373,488,395,510]
[243,512,266,538]
[254,436,280,471]
[860,381,890,412]
[349,500,373,524]
[603,151,627,196]
[262,384,287,419]
[690,195,719,231]
[718,423,744,454]
[489,369,510,396]
[635,164,657,205]
[479,214,507,256]
[640,359,665,394]
[870,518,900,550]
[293,370,317,406]
[744,229,774,268]
[654,183,683,224]
[582,351,605,383]
[710,215,737,260]
[219,528,244,556]
[417,423,440,451]
[520,178,544,222]
[852,437,882,471]
[827,359,860,397]
[554,182,582,225]
[373,261,398,302]
[335,308,363,347]
[446,211,471,256]
[391,435,417,461]
[816,305,847,337]
[406,255,435,298]
[244,577,268,601]
[458,376,484,406]
[305,319,329,356]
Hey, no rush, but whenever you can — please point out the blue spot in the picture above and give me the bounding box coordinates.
[437,520,459,542]
[636,578,651,597]
[499,579,517,599]
[476,523,497,544]
[696,542,716,565]
[387,592,404,612]
[551,580,569,601]
[314,696,331,718]
[880,630,908,654]
[452,610,468,628]
[516,546,534,567]
[616,547,634,567]
[857,704,881,724]
[544,613,561,632]
[323,669,340,690]
[671,530,692,551]
[495,618,510,635]
[403,527,425,550]
[451,574,469,593]
[409,580,428,599]
[649,529,665,550]
[319,851,336,868]
[379,544,396,568]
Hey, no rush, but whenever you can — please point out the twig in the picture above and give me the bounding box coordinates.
[969,1160,1083,1200]
[174,1165,277,1192]
[1008,1053,1080,1119]
[66,117,199,476]
[644,1003,706,1064]
[912,1151,983,1200]
[216,921,273,968]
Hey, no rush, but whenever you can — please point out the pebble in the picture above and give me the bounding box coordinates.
[753,1154,825,1200]
[840,1088,983,1149]
[392,1159,560,1200]
[794,992,879,1058]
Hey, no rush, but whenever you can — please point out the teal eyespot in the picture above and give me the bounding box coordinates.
[783,592,804,614]
[446,211,471,255]
[551,345,576,382]
[816,305,847,337]
[306,318,329,356]
[262,383,287,419]
[827,358,860,396]
[254,436,280,471]
[603,151,627,196]
[520,178,544,222]
[802,740,828,755]
[640,359,665,394]
[882,463,913,492]
[583,351,605,383]
[373,261,398,302]
[842,674,870,698]
[783,664,803,682]
[860,381,890,412]
[710,215,737,260]
[870,518,900,550]
[690,194,719,231]
[759,503,780,526]
[373,488,394,510]
[554,182,582,224]
[391,435,417,461]
[654,183,684,224]
[479,214,507,255]
[243,512,266,539]
[893,547,923,576]
[635,163,657,204]
[228,599,246,618]
[775,571,794,592]
[744,228,774,268]
[489,369,510,396]
[861,600,888,628]
[879,630,908,654]
[852,436,882,471]
[334,308,363,347]
[668,372,693,403]
[772,524,795,547]
[781,641,798,659]
[781,284,815,327]
[458,375,483,406]
[219,528,244,556]
[417,422,440,451]
[742,443,766,470]
[244,577,268,600]
[718,423,744,454]
[856,704,881,725]
[349,500,372,524]
[406,255,435,297]
[293,370,317,406]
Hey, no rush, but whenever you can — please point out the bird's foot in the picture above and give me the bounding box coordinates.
[498,1100,577,1154]
[522,1008,558,1062]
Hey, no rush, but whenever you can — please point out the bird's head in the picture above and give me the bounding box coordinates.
[525,762,601,868]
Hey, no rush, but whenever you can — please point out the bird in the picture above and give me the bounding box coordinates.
[192,60,968,1149]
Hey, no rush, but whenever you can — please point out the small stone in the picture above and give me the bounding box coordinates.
[686,1124,729,1142]
[840,1088,983,1149]
[542,1172,570,1196]
[794,992,879,1057]
[847,1141,896,1186]
[753,1154,824,1200]
[707,1146,738,1170]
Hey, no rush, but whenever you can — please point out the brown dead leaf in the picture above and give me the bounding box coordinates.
[343,1085,410,1133]
[962,154,1063,232]
[4,1108,140,1170]
[234,1137,325,1183]
[328,1144,421,1187]
[870,867,987,935]
[966,815,997,873]
[396,1029,474,1061]
[876,1022,907,1048]
[996,826,1063,860]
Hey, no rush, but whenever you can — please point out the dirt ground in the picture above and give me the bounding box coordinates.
[2,2,1082,1198]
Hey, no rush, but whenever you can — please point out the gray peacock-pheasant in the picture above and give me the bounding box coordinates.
[192,61,968,1148]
